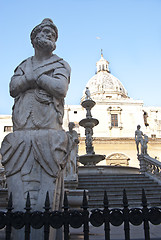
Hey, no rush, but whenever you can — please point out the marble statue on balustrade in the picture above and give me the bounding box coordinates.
[142,134,148,155]
[135,125,144,155]
[65,122,79,184]
[0,18,71,240]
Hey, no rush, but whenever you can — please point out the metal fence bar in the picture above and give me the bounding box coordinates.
[82,190,89,240]
[63,191,69,240]
[123,189,130,240]
[25,192,31,240]
[103,190,110,240]
[44,192,50,240]
[142,189,150,240]
[5,193,12,240]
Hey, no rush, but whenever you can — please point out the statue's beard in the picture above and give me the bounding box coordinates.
[34,37,56,52]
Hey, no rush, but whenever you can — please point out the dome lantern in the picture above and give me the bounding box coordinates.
[96,50,110,73]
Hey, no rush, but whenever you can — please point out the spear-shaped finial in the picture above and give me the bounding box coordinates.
[44,191,50,211]
[104,190,109,208]
[7,192,13,210]
[63,191,69,210]
[25,192,31,211]
[123,189,129,208]
[142,188,148,207]
[82,190,88,210]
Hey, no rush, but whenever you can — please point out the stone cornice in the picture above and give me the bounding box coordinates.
[79,137,161,144]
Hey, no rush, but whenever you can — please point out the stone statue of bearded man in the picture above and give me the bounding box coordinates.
[0,19,71,239]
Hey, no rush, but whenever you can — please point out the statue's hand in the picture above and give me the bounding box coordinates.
[25,60,37,85]
[35,73,44,86]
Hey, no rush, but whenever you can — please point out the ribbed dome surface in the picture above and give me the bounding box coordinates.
[82,55,128,102]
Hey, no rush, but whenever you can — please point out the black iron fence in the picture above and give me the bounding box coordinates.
[0,189,161,240]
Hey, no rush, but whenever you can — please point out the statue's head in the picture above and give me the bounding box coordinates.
[137,125,141,130]
[68,122,75,131]
[30,18,58,52]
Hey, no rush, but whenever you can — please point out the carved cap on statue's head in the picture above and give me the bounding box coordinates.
[30,18,58,44]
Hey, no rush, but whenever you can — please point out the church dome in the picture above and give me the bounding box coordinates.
[82,53,129,103]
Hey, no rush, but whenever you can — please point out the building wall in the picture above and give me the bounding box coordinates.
[1,101,161,169]
[0,115,12,145]
[63,101,161,168]
[64,102,161,139]
[0,115,13,168]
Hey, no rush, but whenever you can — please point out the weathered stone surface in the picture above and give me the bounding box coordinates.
[0,18,71,240]
[135,125,144,155]
[65,122,79,187]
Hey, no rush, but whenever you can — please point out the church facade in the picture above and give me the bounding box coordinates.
[63,54,161,168]
[0,54,161,168]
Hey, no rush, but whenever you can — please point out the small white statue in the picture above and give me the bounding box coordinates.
[142,134,148,155]
[85,87,91,100]
[135,125,144,155]
[65,122,79,182]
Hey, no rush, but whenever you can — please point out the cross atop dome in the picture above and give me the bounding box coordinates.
[96,50,110,73]
[101,49,103,57]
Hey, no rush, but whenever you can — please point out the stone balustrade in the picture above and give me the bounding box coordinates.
[139,154,161,184]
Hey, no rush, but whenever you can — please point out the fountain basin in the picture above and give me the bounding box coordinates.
[79,118,99,128]
[79,154,105,166]
[81,99,96,109]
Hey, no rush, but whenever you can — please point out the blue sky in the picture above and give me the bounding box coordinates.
[1,0,161,114]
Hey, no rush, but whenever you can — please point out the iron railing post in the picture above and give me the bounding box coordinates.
[44,191,51,240]
[142,189,150,240]
[6,193,13,240]
[103,190,110,240]
[82,190,89,240]
[63,191,69,240]
[123,189,130,240]
[24,192,31,240]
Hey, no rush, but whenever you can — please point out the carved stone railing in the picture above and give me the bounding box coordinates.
[138,154,161,185]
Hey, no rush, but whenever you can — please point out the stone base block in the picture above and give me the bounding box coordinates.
[65,189,88,209]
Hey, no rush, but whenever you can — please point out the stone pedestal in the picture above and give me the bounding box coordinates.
[138,154,146,173]
[66,189,88,209]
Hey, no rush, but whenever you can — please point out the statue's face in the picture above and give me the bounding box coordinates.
[40,26,56,43]
[33,26,56,52]
[69,123,75,130]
